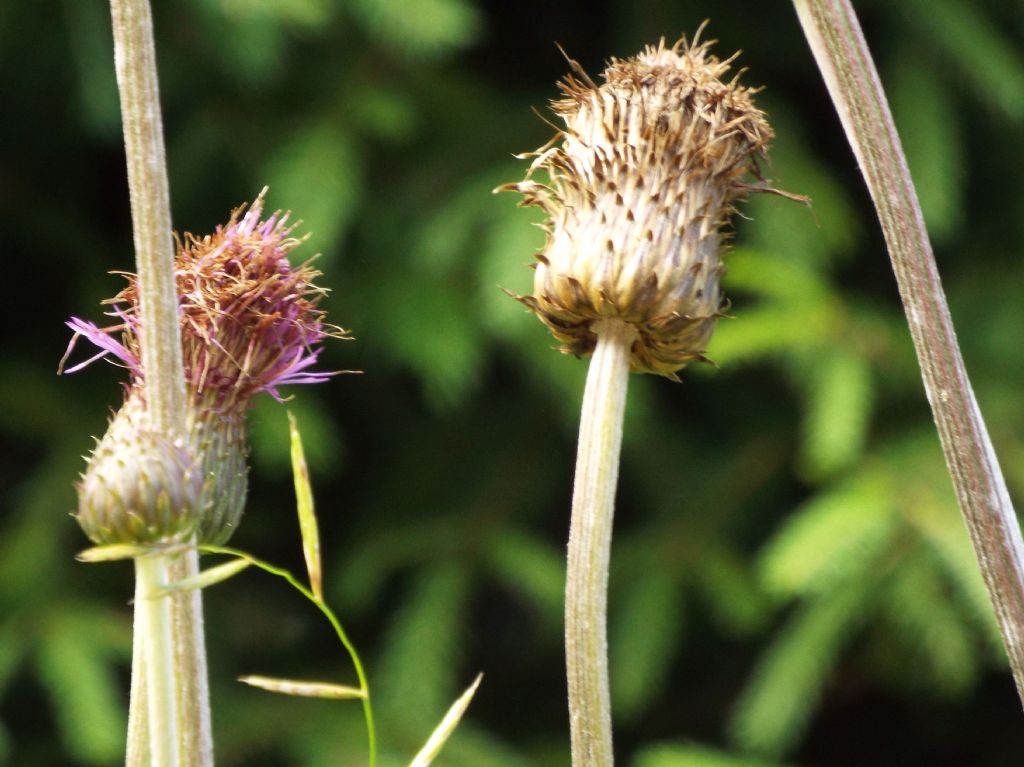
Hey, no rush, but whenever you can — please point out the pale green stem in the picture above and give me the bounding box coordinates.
[109,0,215,761]
[126,614,149,766]
[108,0,185,430]
[135,555,179,767]
[565,318,637,767]
[130,551,213,766]
[170,548,214,763]
[792,0,1024,706]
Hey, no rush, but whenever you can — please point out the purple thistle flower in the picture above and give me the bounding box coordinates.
[68,190,349,546]
[63,189,347,404]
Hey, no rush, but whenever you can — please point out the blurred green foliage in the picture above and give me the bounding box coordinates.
[2,0,1024,765]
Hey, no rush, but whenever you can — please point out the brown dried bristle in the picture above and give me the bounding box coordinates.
[499,35,772,379]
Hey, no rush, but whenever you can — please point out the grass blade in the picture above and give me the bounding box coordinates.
[408,674,482,767]
[289,411,323,601]
[238,675,365,700]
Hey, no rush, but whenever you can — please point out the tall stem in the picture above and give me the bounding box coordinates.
[135,555,179,767]
[565,318,636,767]
[109,0,214,762]
[109,0,184,429]
[792,0,1024,705]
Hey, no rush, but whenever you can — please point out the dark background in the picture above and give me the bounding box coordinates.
[2,0,1024,765]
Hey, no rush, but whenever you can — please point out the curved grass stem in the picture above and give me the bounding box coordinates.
[565,318,637,767]
[201,545,378,767]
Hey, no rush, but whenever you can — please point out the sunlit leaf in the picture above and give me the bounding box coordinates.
[217,0,334,26]
[707,303,836,366]
[376,278,485,410]
[724,249,829,305]
[694,547,770,637]
[741,101,860,265]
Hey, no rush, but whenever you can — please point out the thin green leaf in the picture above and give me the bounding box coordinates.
[905,0,1024,119]
[883,556,977,696]
[157,558,251,595]
[759,471,892,598]
[484,528,565,624]
[611,568,683,721]
[378,564,469,729]
[797,349,873,480]
[887,52,963,242]
[239,675,365,700]
[729,579,873,757]
[408,674,482,767]
[289,411,323,600]
[76,543,187,562]
[264,122,362,255]
[35,614,125,764]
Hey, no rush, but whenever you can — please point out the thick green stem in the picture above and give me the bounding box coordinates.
[792,0,1024,706]
[170,548,214,763]
[135,555,179,767]
[565,318,636,767]
[126,613,149,766]
[109,0,215,761]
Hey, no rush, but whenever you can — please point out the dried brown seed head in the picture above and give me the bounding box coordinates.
[500,34,772,379]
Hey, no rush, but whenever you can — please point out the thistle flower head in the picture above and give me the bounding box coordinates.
[64,191,346,545]
[500,32,772,379]
[65,189,344,404]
